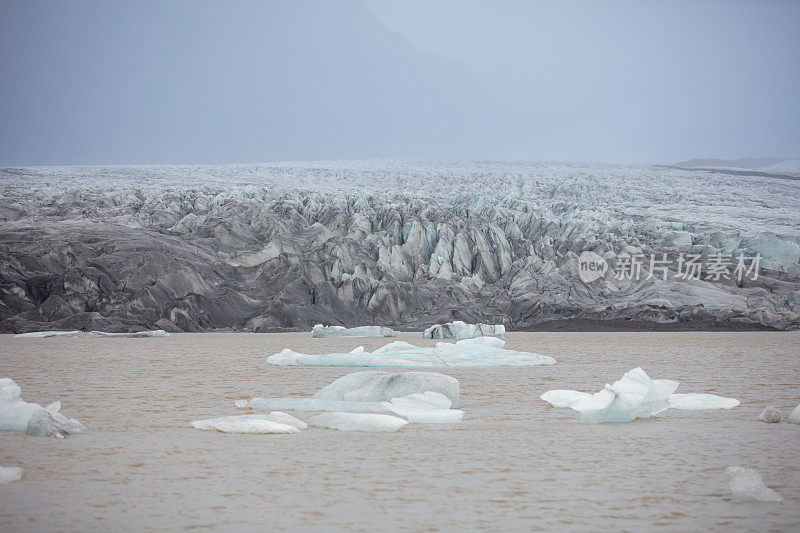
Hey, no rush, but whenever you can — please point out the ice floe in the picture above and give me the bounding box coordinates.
[540,368,739,423]
[0,466,23,485]
[311,324,398,338]
[726,466,782,502]
[422,321,505,340]
[758,406,783,423]
[239,371,460,411]
[307,412,409,432]
[0,378,86,436]
[382,392,463,423]
[191,412,307,434]
[267,337,555,367]
[15,329,169,339]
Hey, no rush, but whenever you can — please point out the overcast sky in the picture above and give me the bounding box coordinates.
[1,0,798,165]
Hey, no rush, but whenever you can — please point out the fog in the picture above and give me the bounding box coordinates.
[1,0,798,165]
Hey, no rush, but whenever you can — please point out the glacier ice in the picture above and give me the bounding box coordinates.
[307,412,409,432]
[668,393,741,410]
[15,330,169,339]
[267,337,555,367]
[422,321,505,340]
[26,401,87,438]
[237,398,386,413]
[0,378,86,436]
[311,324,398,338]
[381,392,463,423]
[758,406,782,423]
[725,466,782,502]
[191,412,307,434]
[786,404,800,424]
[540,368,739,423]
[0,466,23,485]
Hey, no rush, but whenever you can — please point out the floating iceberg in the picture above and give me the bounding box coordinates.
[26,401,87,438]
[382,391,463,423]
[0,378,86,436]
[15,329,169,339]
[239,371,460,413]
[311,324,398,338]
[191,412,307,434]
[0,466,23,485]
[307,412,409,432]
[540,368,739,423]
[726,466,782,502]
[267,337,555,367]
[422,321,505,340]
[786,405,800,425]
[758,406,782,423]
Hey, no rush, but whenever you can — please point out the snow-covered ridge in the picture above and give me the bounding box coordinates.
[1,161,798,332]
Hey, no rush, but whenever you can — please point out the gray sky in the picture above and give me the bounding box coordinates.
[1,0,798,166]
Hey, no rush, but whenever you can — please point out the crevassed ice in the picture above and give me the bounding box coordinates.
[191,412,307,434]
[422,321,505,340]
[307,412,409,432]
[267,337,555,367]
[540,368,739,423]
[311,324,398,338]
[726,466,782,502]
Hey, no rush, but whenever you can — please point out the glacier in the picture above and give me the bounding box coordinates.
[307,412,409,432]
[267,337,556,367]
[725,466,783,502]
[191,412,307,434]
[540,368,739,423]
[422,321,505,340]
[0,161,797,333]
[0,466,23,485]
[311,324,398,338]
[0,378,86,436]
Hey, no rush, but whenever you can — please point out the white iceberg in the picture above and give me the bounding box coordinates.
[26,401,87,438]
[758,405,782,423]
[422,321,505,340]
[726,466,782,502]
[267,337,555,367]
[786,404,800,425]
[311,324,398,338]
[0,378,86,436]
[382,391,463,423]
[540,368,739,423]
[15,329,169,339]
[0,466,23,485]
[191,412,307,434]
[239,371,460,412]
[307,412,409,432]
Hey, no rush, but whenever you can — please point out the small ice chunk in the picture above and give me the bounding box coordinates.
[0,466,23,485]
[540,390,591,408]
[786,405,800,425]
[0,378,44,431]
[758,406,782,423]
[26,404,87,438]
[668,393,740,410]
[726,466,782,502]
[307,412,409,432]
[191,413,306,434]
[381,392,463,423]
[311,324,398,338]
